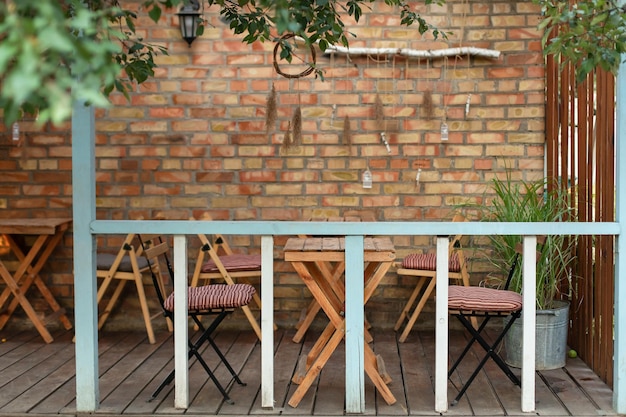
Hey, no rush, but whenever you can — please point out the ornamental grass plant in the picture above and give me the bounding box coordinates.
[480,173,577,310]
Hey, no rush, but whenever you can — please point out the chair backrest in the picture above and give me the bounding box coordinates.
[97,233,140,273]
[198,212,234,256]
[138,234,173,312]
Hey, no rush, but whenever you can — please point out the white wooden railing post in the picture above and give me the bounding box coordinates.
[261,235,275,409]
[434,236,449,412]
[521,235,537,412]
[173,235,189,409]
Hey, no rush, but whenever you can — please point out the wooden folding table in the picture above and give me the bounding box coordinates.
[0,218,73,343]
[292,212,376,343]
[283,236,396,408]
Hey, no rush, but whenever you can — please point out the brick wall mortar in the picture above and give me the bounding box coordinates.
[0,0,545,332]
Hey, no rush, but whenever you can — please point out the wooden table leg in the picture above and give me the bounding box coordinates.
[0,262,54,343]
[0,232,72,331]
[288,325,345,408]
[292,260,345,343]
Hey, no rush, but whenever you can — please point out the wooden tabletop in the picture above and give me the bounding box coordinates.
[0,218,72,235]
[284,237,395,262]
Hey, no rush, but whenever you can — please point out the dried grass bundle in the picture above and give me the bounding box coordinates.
[292,106,302,144]
[342,115,352,147]
[374,93,385,131]
[281,121,293,152]
[423,89,434,119]
[265,83,277,134]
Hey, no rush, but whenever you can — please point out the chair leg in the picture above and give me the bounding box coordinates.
[398,277,435,343]
[394,276,427,331]
[450,312,521,406]
[98,280,126,330]
[134,276,156,344]
[150,311,245,404]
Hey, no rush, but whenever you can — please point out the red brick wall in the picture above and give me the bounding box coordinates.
[0,0,544,332]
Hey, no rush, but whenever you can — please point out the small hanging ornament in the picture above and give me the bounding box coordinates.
[12,122,19,142]
[465,93,472,118]
[380,132,391,154]
[440,121,449,141]
[362,168,373,189]
[415,168,422,190]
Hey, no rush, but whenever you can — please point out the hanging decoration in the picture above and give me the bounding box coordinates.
[343,115,352,148]
[273,33,316,79]
[265,82,277,134]
[292,105,302,144]
[372,55,391,154]
[270,33,316,155]
[465,53,473,119]
[362,161,373,189]
[282,121,293,151]
[440,56,450,141]
[374,93,385,131]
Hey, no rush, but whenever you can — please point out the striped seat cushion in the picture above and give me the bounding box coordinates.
[97,253,150,272]
[401,252,462,272]
[201,254,261,273]
[448,285,522,312]
[164,283,256,312]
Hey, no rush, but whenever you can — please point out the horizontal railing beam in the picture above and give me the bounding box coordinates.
[90,220,619,237]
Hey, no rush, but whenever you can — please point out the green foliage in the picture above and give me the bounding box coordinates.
[144,0,444,74]
[1,0,443,126]
[536,0,626,83]
[0,0,167,126]
[478,174,577,310]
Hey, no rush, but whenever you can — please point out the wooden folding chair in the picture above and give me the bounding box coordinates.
[394,214,474,343]
[96,233,171,344]
[190,213,264,340]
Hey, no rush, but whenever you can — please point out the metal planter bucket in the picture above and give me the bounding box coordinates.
[503,300,570,370]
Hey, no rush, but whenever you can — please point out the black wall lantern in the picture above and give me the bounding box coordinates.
[177,0,201,47]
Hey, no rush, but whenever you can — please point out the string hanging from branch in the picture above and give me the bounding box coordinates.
[423,58,434,119]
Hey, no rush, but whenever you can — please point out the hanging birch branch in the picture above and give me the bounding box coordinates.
[323,45,501,60]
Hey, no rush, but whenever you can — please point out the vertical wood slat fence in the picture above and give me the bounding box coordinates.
[545,51,615,386]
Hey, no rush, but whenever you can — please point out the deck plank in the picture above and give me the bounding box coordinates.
[27,331,127,414]
[397,331,438,416]
[539,366,606,416]
[0,331,75,413]
[372,329,409,416]
[0,328,72,414]
[249,329,307,414]
[0,327,617,417]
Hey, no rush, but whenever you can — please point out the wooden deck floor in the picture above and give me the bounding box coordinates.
[0,327,620,417]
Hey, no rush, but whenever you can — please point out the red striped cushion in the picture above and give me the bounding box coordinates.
[163,283,256,312]
[401,252,462,272]
[201,254,261,272]
[448,285,522,312]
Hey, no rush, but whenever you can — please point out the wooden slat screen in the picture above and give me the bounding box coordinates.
[545,44,615,386]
